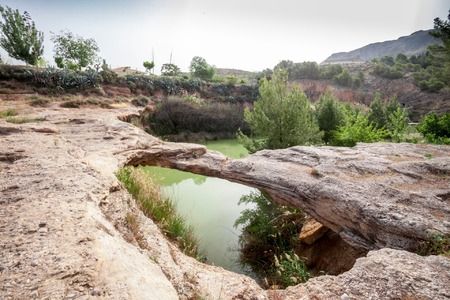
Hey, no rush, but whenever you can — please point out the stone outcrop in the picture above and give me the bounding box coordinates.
[299,217,329,245]
[1,100,449,299]
[274,248,450,299]
[125,140,450,251]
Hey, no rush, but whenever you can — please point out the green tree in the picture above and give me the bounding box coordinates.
[0,5,44,65]
[52,31,99,70]
[387,107,409,142]
[368,93,387,128]
[333,69,353,87]
[143,60,155,73]
[239,70,322,152]
[161,63,180,76]
[189,56,215,80]
[315,92,344,144]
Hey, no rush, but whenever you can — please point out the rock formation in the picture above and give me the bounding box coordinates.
[1,102,449,299]
[126,140,450,251]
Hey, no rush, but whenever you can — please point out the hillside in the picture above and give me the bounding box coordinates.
[323,30,440,64]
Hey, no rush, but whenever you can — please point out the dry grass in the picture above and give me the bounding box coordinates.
[0,109,18,118]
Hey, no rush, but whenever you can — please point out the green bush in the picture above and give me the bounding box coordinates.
[333,69,353,87]
[417,112,450,144]
[235,192,306,288]
[33,67,101,90]
[372,63,403,79]
[332,110,388,146]
[190,56,215,81]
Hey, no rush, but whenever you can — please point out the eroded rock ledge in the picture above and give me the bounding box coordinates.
[125,141,450,251]
[1,104,449,299]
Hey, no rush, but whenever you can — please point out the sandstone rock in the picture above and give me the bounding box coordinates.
[126,141,450,251]
[274,248,450,300]
[299,217,328,245]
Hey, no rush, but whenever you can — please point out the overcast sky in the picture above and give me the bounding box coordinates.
[0,0,448,72]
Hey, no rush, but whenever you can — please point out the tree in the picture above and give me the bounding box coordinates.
[368,93,387,128]
[239,70,322,152]
[161,63,180,76]
[189,56,215,80]
[52,31,99,70]
[387,107,408,142]
[0,5,44,65]
[143,60,155,73]
[333,69,353,87]
[316,92,344,144]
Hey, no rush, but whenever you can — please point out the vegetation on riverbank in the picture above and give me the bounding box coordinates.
[235,192,309,288]
[116,166,200,258]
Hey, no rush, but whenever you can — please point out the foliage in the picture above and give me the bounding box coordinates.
[333,69,353,87]
[315,92,345,144]
[143,60,155,73]
[240,70,322,152]
[0,5,44,65]
[387,107,409,142]
[417,112,450,144]
[274,60,320,80]
[160,63,180,76]
[418,234,450,257]
[148,97,248,136]
[116,167,199,257]
[52,31,100,71]
[372,62,403,79]
[0,108,17,118]
[235,192,307,288]
[273,252,310,286]
[319,64,343,80]
[5,116,45,124]
[33,67,101,90]
[332,109,388,146]
[190,56,215,80]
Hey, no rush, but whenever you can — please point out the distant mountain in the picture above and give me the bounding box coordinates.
[322,30,440,64]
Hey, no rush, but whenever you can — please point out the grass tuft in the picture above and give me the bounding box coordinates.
[117,166,200,257]
[5,116,46,124]
[0,109,18,118]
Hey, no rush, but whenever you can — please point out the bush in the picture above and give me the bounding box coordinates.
[147,97,248,136]
[417,112,450,144]
[190,56,215,81]
[332,110,388,146]
[319,64,343,80]
[333,69,353,87]
[161,63,180,76]
[372,63,403,79]
[33,67,101,90]
[235,192,307,288]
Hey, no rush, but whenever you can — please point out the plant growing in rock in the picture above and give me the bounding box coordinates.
[0,5,44,65]
[235,191,306,288]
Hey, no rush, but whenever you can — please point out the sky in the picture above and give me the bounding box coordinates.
[0,0,448,73]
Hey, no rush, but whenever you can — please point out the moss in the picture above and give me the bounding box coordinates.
[418,234,450,257]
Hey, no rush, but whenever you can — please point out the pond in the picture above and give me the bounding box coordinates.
[142,139,256,275]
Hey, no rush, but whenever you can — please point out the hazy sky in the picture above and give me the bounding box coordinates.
[0,0,448,72]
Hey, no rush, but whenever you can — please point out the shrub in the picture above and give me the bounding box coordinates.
[33,67,101,90]
[372,63,403,79]
[0,108,17,118]
[235,192,306,288]
[148,97,248,136]
[333,69,353,87]
[319,64,343,80]
[332,110,388,146]
[417,112,450,144]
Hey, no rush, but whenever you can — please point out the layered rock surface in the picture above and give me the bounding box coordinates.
[126,140,450,251]
[1,101,449,299]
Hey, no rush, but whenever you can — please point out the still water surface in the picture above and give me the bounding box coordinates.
[143,139,256,274]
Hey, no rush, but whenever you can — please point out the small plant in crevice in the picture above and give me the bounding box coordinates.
[0,108,17,118]
[5,116,45,124]
[234,191,308,288]
[116,166,200,258]
[418,234,450,257]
